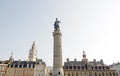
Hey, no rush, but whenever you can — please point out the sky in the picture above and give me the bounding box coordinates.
[0,0,120,66]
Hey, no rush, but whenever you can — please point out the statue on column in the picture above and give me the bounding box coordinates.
[54,18,61,31]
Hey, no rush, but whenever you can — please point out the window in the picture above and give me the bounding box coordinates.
[95,66,97,70]
[85,65,87,70]
[82,66,84,70]
[77,66,80,69]
[58,72,60,75]
[99,66,101,70]
[66,66,68,69]
[15,64,17,67]
[29,64,31,68]
[19,65,22,68]
[92,66,93,70]
[69,66,72,69]
[74,66,76,70]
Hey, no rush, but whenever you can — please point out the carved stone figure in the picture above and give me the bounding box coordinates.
[54,18,61,31]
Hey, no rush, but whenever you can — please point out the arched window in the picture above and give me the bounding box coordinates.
[19,65,22,68]
[74,66,76,70]
[92,66,93,70]
[58,72,60,75]
[95,66,97,70]
[78,66,80,69]
[82,66,84,70]
[66,66,68,69]
[99,66,101,70]
[15,64,17,67]
[69,66,72,70]
[85,65,88,70]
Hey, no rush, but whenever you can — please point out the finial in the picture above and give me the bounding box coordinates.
[11,52,13,56]
[83,51,85,55]
[9,52,13,60]
[82,48,85,55]
[32,41,36,49]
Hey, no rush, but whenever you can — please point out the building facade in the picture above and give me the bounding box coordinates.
[34,59,49,76]
[63,51,118,76]
[5,42,48,76]
[0,61,9,76]
[110,62,120,76]
[6,59,49,76]
[6,61,35,76]
[0,53,13,76]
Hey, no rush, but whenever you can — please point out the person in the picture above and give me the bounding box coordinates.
[54,18,61,30]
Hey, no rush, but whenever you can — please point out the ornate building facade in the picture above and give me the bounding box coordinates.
[110,62,120,76]
[63,51,118,76]
[0,52,14,76]
[4,42,49,76]
[0,61,9,76]
[7,61,35,76]
[6,59,49,76]
[34,59,49,76]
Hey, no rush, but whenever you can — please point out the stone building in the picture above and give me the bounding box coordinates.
[6,59,49,76]
[5,42,49,76]
[0,52,14,76]
[0,60,9,76]
[110,62,120,76]
[7,60,35,76]
[63,51,118,76]
[34,59,49,76]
